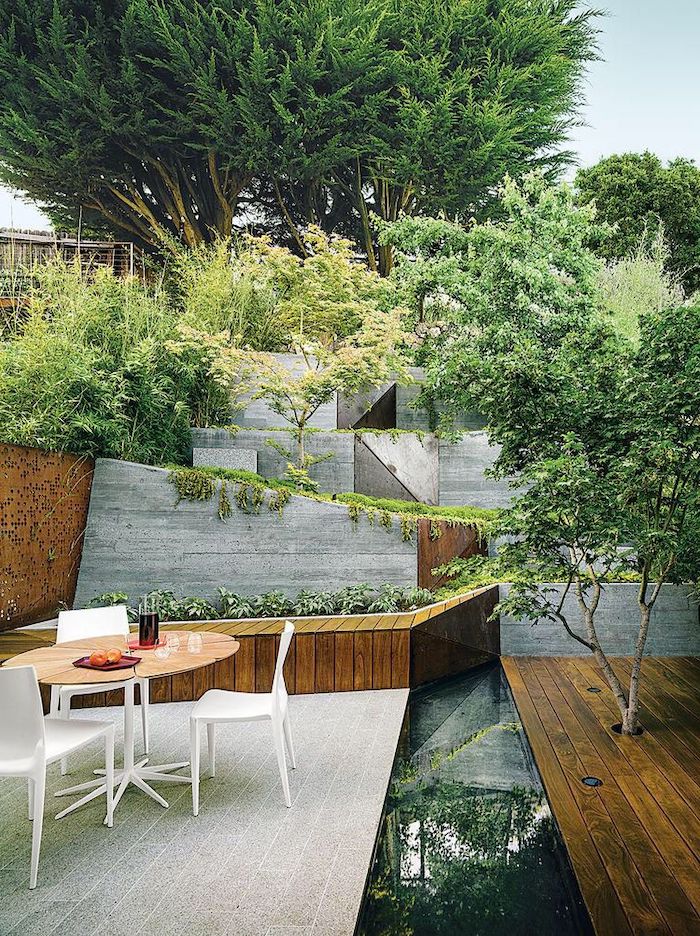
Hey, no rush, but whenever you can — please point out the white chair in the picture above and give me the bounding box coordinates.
[0,665,114,888]
[49,606,149,774]
[190,621,297,815]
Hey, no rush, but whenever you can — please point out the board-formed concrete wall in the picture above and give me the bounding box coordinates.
[438,433,513,509]
[396,367,486,432]
[190,428,354,494]
[232,353,338,430]
[499,582,700,656]
[74,459,416,606]
[192,428,513,509]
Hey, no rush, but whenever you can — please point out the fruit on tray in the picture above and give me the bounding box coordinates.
[89,651,108,667]
[105,647,123,664]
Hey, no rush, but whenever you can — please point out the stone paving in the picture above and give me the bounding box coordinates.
[0,689,407,936]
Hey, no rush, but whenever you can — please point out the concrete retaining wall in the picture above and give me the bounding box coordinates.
[232,353,338,430]
[74,459,416,606]
[192,428,512,510]
[190,428,354,494]
[499,582,700,656]
[396,367,486,432]
[438,434,513,509]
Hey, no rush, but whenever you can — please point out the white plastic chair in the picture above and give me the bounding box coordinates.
[0,665,114,889]
[190,621,297,815]
[49,606,149,774]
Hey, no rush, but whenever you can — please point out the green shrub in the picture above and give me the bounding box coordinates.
[89,583,438,621]
[0,261,226,462]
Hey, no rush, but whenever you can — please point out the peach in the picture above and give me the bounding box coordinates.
[105,648,122,664]
[89,651,107,667]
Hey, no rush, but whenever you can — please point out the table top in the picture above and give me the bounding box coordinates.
[2,632,239,685]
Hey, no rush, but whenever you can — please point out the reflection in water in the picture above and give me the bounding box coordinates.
[357,665,591,936]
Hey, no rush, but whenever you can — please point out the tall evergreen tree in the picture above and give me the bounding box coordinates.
[0,0,599,267]
[576,152,700,294]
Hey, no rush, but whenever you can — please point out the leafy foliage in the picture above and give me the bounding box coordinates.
[596,228,685,346]
[0,261,220,462]
[0,0,599,268]
[89,583,435,621]
[576,152,700,294]
[439,300,700,732]
[385,174,614,461]
[204,245,410,483]
[391,175,700,732]
[0,230,409,459]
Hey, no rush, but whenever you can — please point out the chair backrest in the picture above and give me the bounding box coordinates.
[56,605,129,644]
[0,666,45,763]
[272,622,295,703]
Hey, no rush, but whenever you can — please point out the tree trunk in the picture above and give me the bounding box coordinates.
[296,424,306,470]
[575,584,631,726]
[624,602,652,734]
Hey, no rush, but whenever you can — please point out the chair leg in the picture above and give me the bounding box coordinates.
[58,692,72,776]
[49,686,60,717]
[272,719,291,807]
[139,679,150,754]
[206,723,216,778]
[105,727,115,828]
[28,779,34,821]
[29,770,45,889]
[190,719,201,817]
[283,711,297,769]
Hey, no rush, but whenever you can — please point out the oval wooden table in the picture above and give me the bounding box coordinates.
[4,632,239,819]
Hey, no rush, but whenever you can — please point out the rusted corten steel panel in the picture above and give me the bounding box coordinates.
[0,444,94,631]
[416,518,486,590]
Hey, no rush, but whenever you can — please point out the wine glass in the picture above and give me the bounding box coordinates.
[154,643,172,661]
[166,633,181,653]
[187,633,203,654]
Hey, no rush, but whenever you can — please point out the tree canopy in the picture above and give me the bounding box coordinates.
[0,0,599,271]
[576,151,700,294]
[388,176,700,732]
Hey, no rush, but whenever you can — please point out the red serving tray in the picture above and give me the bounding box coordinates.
[73,654,141,671]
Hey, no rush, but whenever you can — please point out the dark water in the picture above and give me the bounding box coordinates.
[356,664,592,936]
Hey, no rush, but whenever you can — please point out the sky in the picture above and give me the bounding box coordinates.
[1,0,699,229]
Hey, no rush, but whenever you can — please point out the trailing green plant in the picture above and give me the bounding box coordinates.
[218,481,233,521]
[166,466,497,537]
[169,469,216,504]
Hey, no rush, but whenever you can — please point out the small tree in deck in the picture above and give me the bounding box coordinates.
[494,304,700,734]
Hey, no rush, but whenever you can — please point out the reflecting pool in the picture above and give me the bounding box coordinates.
[356,664,592,936]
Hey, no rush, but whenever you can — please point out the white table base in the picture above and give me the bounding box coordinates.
[54,680,191,820]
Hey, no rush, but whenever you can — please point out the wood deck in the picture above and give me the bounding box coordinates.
[503,656,700,936]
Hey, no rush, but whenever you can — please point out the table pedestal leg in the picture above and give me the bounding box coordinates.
[54,680,190,819]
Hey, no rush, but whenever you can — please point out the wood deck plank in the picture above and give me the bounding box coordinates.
[566,659,700,822]
[504,656,700,936]
[501,658,633,936]
[519,658,669,936]
[537,658,700,929]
